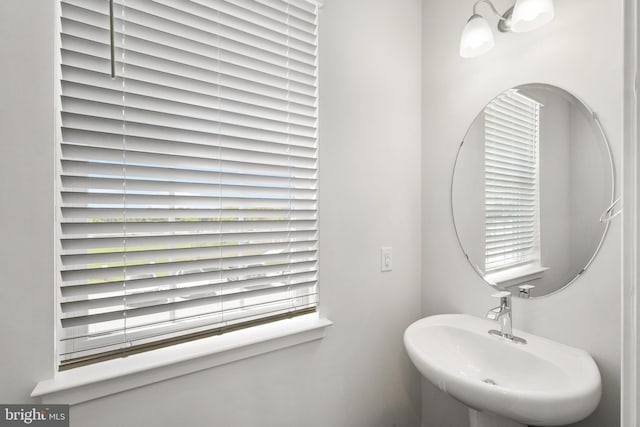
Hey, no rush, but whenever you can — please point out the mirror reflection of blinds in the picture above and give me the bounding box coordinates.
[484,90,540,272]
[57,0,318,370]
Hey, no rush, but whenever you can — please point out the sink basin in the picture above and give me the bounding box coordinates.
[404,314,601,426]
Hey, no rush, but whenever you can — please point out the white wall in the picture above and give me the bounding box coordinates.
[451,112,485,266]
[0,0,55,402]
[421,0,623,426]
[538,94,572,293]
[569,105,614,272]
[0,1,423,426]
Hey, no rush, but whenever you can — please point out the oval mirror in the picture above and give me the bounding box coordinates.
[451,84,615,298]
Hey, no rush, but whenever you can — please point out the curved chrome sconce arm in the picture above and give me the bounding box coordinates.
[472,0,512,32]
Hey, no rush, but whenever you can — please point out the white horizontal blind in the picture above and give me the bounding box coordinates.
[484,90,540,272]
[57,0,319,369]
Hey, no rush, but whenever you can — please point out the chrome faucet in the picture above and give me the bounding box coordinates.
[486,291,527,344]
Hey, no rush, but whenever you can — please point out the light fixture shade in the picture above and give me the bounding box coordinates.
[510,0,554,32]
[459,15,495,58]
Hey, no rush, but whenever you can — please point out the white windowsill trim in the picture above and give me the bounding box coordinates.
[32,314,332,405]
[485,264,549,287]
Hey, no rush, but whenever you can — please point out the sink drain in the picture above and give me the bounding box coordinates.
[482,378,497,385]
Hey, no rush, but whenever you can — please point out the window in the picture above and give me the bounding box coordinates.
[57,0,318,370]
[484,90,540,273]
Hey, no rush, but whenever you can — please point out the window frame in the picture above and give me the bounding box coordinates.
[53,0,321,371]
[483,89,542,276]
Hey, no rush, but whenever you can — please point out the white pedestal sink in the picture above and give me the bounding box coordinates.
[404,314,601,426]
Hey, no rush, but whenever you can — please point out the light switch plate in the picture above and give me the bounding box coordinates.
[381,247,392,272]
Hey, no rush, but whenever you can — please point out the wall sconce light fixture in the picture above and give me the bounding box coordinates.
[460,0,554,58]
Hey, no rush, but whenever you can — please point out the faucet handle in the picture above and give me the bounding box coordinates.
[518,284,535,298]
[491,291,511,299]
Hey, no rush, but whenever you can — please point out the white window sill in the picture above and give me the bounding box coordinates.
[32,314,332,405]
[485,264,548,288]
